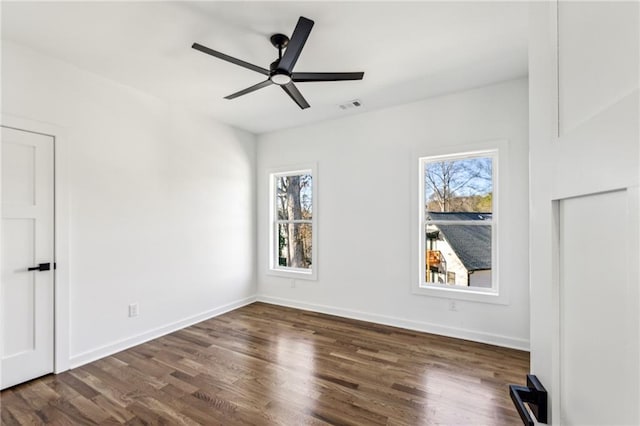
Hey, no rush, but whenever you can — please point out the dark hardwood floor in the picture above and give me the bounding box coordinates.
[1,302,529,425]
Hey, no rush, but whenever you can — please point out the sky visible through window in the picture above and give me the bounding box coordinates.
[424,157,492,214]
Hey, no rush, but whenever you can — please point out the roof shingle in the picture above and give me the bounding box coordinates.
[427,212,492,271]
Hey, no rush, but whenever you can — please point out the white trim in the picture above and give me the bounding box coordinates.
[69,296,257,369]
[412,139,509,305]
[0,114,71,373]
[257,295,529,351]
[267,163,318,281]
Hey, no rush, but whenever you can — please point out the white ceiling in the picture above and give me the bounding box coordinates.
[1,1,528,134]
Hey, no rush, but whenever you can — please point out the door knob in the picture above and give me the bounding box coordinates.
[28,263,51,272]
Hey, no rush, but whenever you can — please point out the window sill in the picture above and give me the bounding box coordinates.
[412,283,508,305]
[268,268,317,281]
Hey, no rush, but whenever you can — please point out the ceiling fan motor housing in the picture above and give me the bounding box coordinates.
[270,60,283,72]
[269,47,292,86]
[270,69,292,85]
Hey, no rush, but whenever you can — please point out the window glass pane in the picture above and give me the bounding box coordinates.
[276,174,313,220]
[277,223,312,269]
[425,223,492,288]
[424,157,492,214]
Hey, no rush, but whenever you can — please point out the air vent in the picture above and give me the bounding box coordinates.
[338,99,362,110]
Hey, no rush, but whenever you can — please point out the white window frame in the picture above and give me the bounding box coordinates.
[268,164,317,280]
[413,142,508,304]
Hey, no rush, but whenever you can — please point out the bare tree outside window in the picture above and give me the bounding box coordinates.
[422,154,495,290]
[275,173,312,270]
[424,157,492,213]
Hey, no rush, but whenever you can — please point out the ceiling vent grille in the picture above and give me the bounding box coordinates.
[338,99,362,110]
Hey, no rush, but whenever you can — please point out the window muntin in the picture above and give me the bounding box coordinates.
[271,170,314,276]
[420,151,497,293]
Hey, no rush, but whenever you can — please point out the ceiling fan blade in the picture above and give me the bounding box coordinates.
[281,82,310,109]
[224,80,273,100]
[278,17,314,72]
[192,43,269,76]
[292,72,365,82]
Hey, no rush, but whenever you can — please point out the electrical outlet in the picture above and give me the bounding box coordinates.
[128,303,139,317]
[449,300,457,312]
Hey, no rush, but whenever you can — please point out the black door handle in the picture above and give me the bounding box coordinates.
[509,374,548,425]
[28,262,51,272]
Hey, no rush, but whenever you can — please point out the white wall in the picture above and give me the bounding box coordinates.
[257,79,530,349]
[2,41,257,366]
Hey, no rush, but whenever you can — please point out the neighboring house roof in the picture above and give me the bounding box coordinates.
[427,212,492,271]
[428,212,492,222]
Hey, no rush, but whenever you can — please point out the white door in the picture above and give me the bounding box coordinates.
[530,1,639,425]
[1,126,55,389]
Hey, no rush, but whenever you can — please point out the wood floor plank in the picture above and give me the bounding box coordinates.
[91,394,136,423]
[1,302,529,425]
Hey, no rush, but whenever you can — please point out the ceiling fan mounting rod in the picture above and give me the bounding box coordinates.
[270,33,290,68]
[270,33,289,56]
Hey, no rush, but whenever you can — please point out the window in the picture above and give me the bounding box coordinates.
[418,150,497,295]
[269,166,316,279]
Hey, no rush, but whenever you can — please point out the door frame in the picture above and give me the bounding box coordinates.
[1,114,70,374]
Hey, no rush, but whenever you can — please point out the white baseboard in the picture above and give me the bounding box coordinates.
[257,295,529,351]
[68,293,528,370]
[69,295,257,369]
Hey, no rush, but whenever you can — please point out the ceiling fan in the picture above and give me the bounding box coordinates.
[192,16,364,109]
